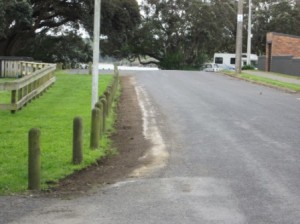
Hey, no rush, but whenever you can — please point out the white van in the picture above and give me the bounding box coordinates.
[213,53,258,68]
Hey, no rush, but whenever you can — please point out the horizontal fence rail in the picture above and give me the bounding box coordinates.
[0,62,56,113]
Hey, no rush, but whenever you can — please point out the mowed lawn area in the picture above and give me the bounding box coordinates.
[0,71,115,195]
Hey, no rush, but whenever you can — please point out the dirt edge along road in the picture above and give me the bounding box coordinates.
[45,76,152,197]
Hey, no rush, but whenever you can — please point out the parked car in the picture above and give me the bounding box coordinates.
[217,64,235,71]
[202,63,220,72]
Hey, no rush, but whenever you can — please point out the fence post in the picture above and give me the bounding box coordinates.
[11,90,17,114]
[88,62,92,75]
[90,108,101,149]
[108,85,113,100]
[56,63,63,71]
[73,117,83,164]
[104,91,111,115]
[28,128,41,190]
[99,97,107,132]
[95,102,103,138]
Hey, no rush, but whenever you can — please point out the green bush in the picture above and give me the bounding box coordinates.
[242,64,256,70]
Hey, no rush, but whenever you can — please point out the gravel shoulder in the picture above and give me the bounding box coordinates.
[45,76,152,197]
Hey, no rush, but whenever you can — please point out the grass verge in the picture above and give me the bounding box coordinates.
[223,71,300,92]
[0,71,117,195]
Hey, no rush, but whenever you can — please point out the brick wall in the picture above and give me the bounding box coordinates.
[267,32,300,57]
[265,32,300,71]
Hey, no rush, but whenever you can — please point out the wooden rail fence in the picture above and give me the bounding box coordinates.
[0,61,56,113]
[0,56,33,78]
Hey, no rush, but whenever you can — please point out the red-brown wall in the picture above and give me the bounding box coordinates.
[265,32,300,71]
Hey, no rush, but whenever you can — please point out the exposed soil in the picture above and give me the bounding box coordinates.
[44,76,151,197]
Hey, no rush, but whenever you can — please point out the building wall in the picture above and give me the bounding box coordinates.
[258,55,300,77]
[265,32,300,71]
[271,56,300,77]
[267,32,300,57]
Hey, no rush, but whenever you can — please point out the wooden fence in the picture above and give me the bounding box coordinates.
[0,62,56,113]
[0,57,33,78]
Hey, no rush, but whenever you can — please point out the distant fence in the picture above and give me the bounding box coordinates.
[0,61,56,113]
[257,56,266,71]
[0,57,33,78]
[271,56,300,77]
[257,55,300,77]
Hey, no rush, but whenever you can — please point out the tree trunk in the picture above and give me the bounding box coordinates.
[0,32,34,56]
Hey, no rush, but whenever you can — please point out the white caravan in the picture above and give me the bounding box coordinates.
[213,53,258,68]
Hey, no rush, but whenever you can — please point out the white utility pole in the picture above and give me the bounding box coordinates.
[91,0,101,108]
[235,0,244,74]
[246,0,252,65]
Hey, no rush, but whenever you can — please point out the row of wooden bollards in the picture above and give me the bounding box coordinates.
[28,70,119,190]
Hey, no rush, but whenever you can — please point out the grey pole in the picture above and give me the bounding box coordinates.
[235,0,244,74]
[246,0,252,65]
[91,0,101,108]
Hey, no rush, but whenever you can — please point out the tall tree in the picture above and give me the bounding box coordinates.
[0,0,141,63]
[0,0,33,55]
[129,0,218,69]
[250,0,300,55]
[125,0,300,69]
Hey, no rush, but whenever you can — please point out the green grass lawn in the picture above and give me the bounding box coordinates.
[256,70,300,81]
[0,71,116,195]
[240,73,300,92]
[0,78,16,104]
[223,71,300,92]
[0,78,16,83]
[0,91,11,104]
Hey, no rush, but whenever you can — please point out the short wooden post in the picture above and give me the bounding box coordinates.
[56,63,63,71]
[88,62,92,75]
[104,91,111,115]
[73,117,83,164]
[90,108,101,149]
[28,128,41,190]
[100,97,107,131]
[113,78,118,95]
[108,85,113,100]
[95,102,103,138]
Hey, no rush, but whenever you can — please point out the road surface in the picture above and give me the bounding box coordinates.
[1,70,300,223]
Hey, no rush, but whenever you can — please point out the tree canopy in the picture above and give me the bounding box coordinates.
[0,0,140,65]
[0,0,300,69]
[127,0,300,69]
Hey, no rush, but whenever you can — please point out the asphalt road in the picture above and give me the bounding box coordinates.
[2,70,300,223]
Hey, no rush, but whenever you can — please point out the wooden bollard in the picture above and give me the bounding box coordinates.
[56,63,63,71]
[104,91,111,115]
[88,62,92,75]
[73,117,83,164]
[113,78,118,92]
[100,97,107,132]
[111,80,116,94]
[95,102,103,138]
[108,85,113,99]
[28,128,41,190]
[90,108,101,149]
